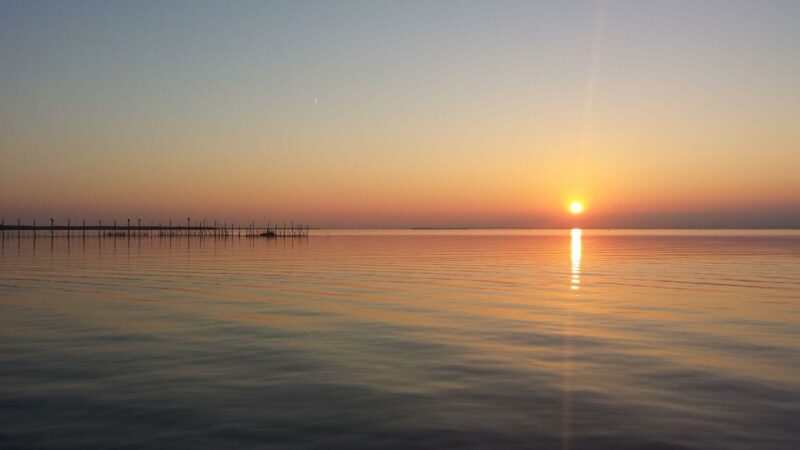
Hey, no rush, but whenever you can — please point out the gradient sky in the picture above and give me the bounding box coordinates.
[2,1,799,228]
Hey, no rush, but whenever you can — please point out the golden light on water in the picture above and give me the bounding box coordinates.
[571,228,582,291]
[562,227,583,448]
[569,201,584,215]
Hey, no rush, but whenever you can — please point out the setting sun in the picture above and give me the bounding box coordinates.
[570,201,584,215]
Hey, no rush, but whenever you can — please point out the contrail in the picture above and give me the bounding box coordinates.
[578,0,610,164]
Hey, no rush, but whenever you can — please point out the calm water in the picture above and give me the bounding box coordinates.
[1,230,799,449]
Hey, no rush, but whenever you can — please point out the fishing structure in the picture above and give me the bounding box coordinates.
[0,218,309,239]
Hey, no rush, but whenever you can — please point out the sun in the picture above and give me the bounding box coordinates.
[569,201,584,215]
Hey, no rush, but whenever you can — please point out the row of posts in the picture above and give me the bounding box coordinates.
[0,218,310,239]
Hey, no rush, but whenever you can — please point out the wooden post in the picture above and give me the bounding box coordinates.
[67,218,71,238]
[50,217,54,238]
[83,219,86,237]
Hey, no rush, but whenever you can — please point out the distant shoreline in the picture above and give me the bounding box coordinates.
[410,227,471,230]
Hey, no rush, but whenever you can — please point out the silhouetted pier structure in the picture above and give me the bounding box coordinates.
[0,218,309,239]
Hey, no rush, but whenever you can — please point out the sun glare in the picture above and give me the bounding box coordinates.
[569,201,584,215]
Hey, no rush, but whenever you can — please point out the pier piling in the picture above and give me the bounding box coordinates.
[0,218,308,239]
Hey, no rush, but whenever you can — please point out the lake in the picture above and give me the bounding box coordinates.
[1,230,799,449]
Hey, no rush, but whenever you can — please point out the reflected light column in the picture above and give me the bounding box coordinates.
[571,228,582,290]
[562,228,583,450]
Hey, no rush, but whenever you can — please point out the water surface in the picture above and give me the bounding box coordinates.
[1,230,799,449]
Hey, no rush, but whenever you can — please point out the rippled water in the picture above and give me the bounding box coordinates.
[1,230,799,449]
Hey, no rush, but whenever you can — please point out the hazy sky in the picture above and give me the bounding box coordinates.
[2,1,799,227]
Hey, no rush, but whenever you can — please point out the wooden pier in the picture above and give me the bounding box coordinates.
[0,218,309,239]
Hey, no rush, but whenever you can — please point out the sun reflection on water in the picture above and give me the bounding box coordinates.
[562,228,583,449]
[571,228,582,290]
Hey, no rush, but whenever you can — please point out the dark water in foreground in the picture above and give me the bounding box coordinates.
[1,230,799,449]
